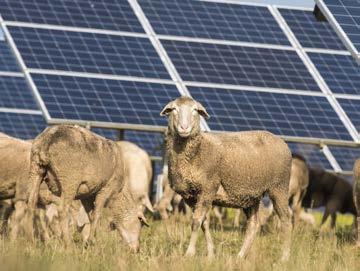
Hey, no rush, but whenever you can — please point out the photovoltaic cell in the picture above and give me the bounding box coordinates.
[309,52,360,95]
[9,26,170,79]
[162,40,321,91]
[0,76,38,110]
[31,73,180,126]
[329,146,360,171]
[189,86,352,140]
[288,142,332,170]
[0,0,144,33]
[279,8,347,50]
[0,41,20,72]
[0,112,46,139]
[321,0,360,53]
[139,0,290,46]
[336,98,360,133]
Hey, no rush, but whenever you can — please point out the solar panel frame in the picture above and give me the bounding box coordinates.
[315,0,360,63]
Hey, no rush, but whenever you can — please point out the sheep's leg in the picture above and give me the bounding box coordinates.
[201,211,214,258]
[87,184,114,243]
[357,216,360,247]
[80,197,94,243]
[58,195,73,246]
[320,210,330,228]
[269,186,292,262]
[185,201,211,256]
[37,208,50,242]
[234,209,241,228]
[238,203,260,258]
[9,201,27,240]
[291,191,302,227]
[213,206,223,231]
[330,213,337,229]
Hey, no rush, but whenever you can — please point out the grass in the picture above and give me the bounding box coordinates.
[0,211,359,271]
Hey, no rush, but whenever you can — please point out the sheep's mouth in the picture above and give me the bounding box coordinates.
[178,131,191,137]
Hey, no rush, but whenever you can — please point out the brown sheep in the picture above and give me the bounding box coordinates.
[353,159,360,247]
[116,141,154,213]
[13,125,146,250]
[160,96,292,260]
[289,154,309,226]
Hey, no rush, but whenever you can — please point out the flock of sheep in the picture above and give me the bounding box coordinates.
[1,96,360,261]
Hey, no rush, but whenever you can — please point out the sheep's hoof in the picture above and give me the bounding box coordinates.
[185,248,196,257]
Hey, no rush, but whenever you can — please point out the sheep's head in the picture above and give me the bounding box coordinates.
[160,97,209,138]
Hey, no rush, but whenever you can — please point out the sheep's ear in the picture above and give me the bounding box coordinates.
[196,102,210,119]
[138,212,150,227]
[160,101,176,116]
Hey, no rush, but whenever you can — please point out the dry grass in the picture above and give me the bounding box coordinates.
[0,212,359,271]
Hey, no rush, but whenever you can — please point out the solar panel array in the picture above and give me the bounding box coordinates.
[0,0,359,174]
[315,0,360,63]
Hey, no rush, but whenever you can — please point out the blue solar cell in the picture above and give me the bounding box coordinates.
[189,86,352,140]
[0,76,38,110]
[10,26,170,79]
[0,112,46,139]
[329,145,360,171]
[125,130,164,157]
[91,128,119,141]
[0,0,144,33]
[309,52,360,95]
[337,98,360,132]
[288,142,332,170]
[279,8,347,50]
[0,41,20,72]
[162,40,321,91]
[323,0,360,52]
[31,73,180,126]
[139,0,290,46]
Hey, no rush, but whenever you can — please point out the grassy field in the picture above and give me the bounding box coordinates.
[0,211,359,271]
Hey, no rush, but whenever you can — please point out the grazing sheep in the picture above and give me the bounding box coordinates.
[13,125,146,250]
[302,168,356,228]
[116,141,154,213]
[353,159,360,246]
[160,96,292,260]
[289,154,309,226]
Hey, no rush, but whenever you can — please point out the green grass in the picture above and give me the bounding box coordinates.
[0,212,359,271]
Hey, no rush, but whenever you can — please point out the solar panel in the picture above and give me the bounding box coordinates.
[316,0,360,62]
[336,98,360,132]
[31,73,180,126]
[162,39,321,91]
[139,0,290,45]
[0,0,144,33]
[329,145,360,171]
[189,86,352,140]
[288,142,332,170]
[0,112,46,139]
[0,76,39,110]
[9,26,170,80]
[279,8,347,50]
[124,130,164,157]
[308,52,360,95]
[0,41,21,72]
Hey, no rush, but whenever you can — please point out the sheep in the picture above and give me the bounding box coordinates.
[353,159,360,247]
[160,96,292,260]
[302,168,356,229]
[12,125,147,250]
[288,154,309,226]
[116,141,154,213]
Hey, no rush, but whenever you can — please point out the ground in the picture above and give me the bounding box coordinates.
[0,211,359,271]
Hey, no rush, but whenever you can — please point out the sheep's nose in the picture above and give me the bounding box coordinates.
[180,124,188,130]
